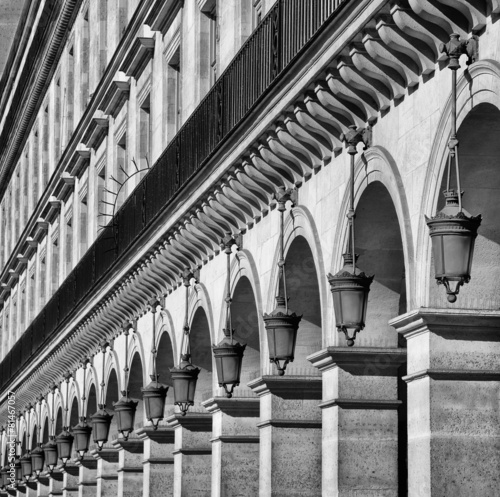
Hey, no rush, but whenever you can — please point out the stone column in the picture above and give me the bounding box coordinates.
[48,471,64,497]
[390,309,500,497]
[91,448,118,497]
[36,476,50,497]
[247,375,323,497]
[202,397,260,497]
[75,457,97,497]
[136,427,175,497]
[308,347,407,497]
[61,465,79,497]
[111,439,143,497]
[167,413,212,496]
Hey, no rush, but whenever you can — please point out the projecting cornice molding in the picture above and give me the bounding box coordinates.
[54,173,75,202]
[99,80,130,118]
[66,148,91,178]
[146,0,184,35]
[120,37,155,80]
[3,0,498,419]
[82,117,110,151]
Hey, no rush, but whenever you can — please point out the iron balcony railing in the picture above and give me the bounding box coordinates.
[0,0,348,392]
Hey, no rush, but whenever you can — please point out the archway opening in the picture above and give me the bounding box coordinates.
[190,306,212,406]
[431,102,500,308]
[55,407,63,436]
[128,352,144,428]
[283,235,322,373]
[355,181,406,347]
[69,397,79,429]
[157,329,175,387]
[42,418,49,443]
[86,383,98,421]
[231,276,260,390]
[106,368,120,442]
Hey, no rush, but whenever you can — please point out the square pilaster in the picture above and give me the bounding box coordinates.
[167,413,212,497]
[111,439,144,497]
[202,396,260,497]
[136,427,175,497]
[308,347,407,497]
[91,448,118,497]
[390,308,500,497]
[248,375,322,497]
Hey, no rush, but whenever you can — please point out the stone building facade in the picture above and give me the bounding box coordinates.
[0,0,499,496]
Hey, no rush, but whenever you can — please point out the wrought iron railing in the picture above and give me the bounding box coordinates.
[0,0,348,392]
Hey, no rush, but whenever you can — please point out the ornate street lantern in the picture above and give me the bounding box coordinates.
[72,360,92,459]
[142,306,168,429]
[42,384,59,473]
[328,126,373,346]
[0,465,9,490]
[31,396,45,477]
[20,407,33,481]
[13,457,22,485]
[213,235,246,397]
[55,373,74,466]
[114,323,138,441]
[90,343,113,450]
[263,187,302,375]
[426,34,481,303]
[171,271,201,415]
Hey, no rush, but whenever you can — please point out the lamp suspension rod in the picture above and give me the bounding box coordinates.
[180,272,191,361]
[124,327,130,398]
[451,67,462,212]
[349,151,356,273]
[50,384,56,438]
[81,361,87,420]
[100,345,107,407]
[277,199,289,312]
[225,242,233,343]
[64,374,71,429]
[151,310,158,384]
[26,408,30,452]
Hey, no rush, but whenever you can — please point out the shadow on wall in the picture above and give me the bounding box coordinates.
[430,103,500,309]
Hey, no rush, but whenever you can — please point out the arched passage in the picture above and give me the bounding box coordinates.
[157,330,175,387]
[430,102,500,308]
[355,181,406,347]
[42,418,49,443]
[283,235,322,372]
[106,369,120,441]
[86,383,98,421]
[55,407,63,436]
[128,352,144,427]
[231,276,260,389]
[190,307,212,405]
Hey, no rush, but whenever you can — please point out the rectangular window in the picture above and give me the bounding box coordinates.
[139,96,151,176]
[253,0,262,28]
[19,283,26,335]
[23,148,29,224]
[14,169,20,243]
[65,216,73,277]
[39,255,46,307]
[116,134,127,209]
[80,194,88,257]
[166,47,181,139]
[55,78,62,161]
[43,106,49,187]
[119,0,128,37]
[97,163,106,230]
[67,46,75,142]
[51,235,59,296]
[33,128,39,202]
[208,6,218,85]
[82,10,90,107]
[28,264,36,323]
[100,0,108,77]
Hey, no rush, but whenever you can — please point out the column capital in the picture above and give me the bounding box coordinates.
[166,412,212,431]
[201,397,259,416]
[390,308,500,340]
[111,438,144,453]
[90,447,119,462]
[136,426,175,443]
[308,346,406,374]
[247,375,322,399]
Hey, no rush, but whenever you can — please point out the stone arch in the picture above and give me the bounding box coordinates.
[266,206,326,373]
[85,382,98,421]
[214,249,264,391]
[106,367,120,441]
[419,59,500,307]
[128,350,145,427]
[186,284,214,406]
[155,309,177,389]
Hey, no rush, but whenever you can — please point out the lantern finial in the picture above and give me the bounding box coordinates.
[427,34,482,303]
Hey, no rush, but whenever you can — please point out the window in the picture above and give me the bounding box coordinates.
[253,0,262,28]
[166,46,181,139]
[43,106,49,187]
[116,134,127,209]
[28,262,36,322]
[33,128,39,202]
[14,168,20,242]
[51,234,59,296]
[208,6,218,85]
[82,10,90,107]
[39,253,46,307]
[19,282,26,335]
[65,215,73,277]
[55,77,62,161]
[67,46,75,141]
[23,148,29,224]
[97,163,106,229]
[118,0,128,37]
[139,95,151,175]
[79,193,88,257]
[100,0,108,77]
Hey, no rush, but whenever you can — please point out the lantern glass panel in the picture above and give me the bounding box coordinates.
[142,382,168,423]
[30,447,45,475]
[266,326,295,360]
[42,439,58,470]
[72,422,92,456]
[20,454,32,480]
[90,409,113,445]
[55,431,74,462]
